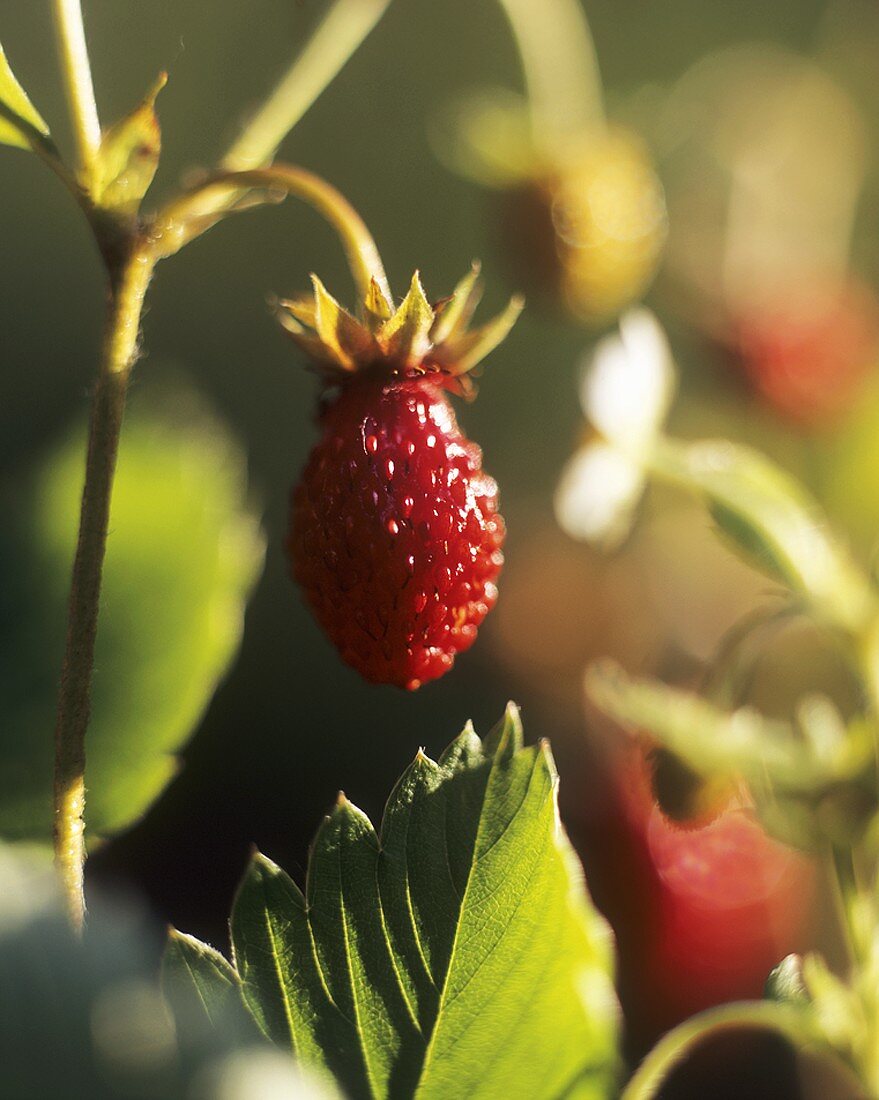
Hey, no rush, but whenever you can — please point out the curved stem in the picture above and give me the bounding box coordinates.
[494,0,605,152]
[622,1002,825,1100]
[153,164,390,303]
[222,0,391,171]
[51,0,102,186]
[53,248,155,932]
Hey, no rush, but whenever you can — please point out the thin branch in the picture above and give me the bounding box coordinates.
[51,0,102,184]
[494,0,605,151]
[222,0,391,171]
[153,164,390,304]
[53,249,155,932]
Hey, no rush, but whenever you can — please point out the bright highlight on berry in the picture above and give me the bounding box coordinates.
[282,268,522,689]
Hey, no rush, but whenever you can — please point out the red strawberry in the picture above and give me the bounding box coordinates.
[289,374,504,689]
[279,267,522,688]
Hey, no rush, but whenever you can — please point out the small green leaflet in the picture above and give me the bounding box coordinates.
[167,707,620,1099]
[92,73,166,215]
[651,437,875,635]
[0,41,50,152]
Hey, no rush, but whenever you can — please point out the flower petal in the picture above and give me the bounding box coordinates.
[581,308,675,447]
[554,442,646,548]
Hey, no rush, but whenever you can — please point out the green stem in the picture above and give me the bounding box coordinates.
[494,0,605,152]
[622,1002,825,1100]
[222,0,391,171]
[53,248,155,933]
[152,164,390,303]
[831,844,867,968]
[51,0,102,187]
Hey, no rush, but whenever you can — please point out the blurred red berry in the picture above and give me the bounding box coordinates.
[289,375,505,690]
[731,277,879,427]
[624,748,815,1033]
[574,746,817,1050]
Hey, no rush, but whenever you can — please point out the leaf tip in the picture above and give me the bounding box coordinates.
[248,848,280,881]
[537,738,559,785]
[504,700,524,747]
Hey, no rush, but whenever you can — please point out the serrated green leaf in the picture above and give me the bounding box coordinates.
[650,437,875,634]
[92,72,166,214]
[163,929,244,1037]
[0,377,265,840]
[221,707,618,1099]
[0,41,50,152]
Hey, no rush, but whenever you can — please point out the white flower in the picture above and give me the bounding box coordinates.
[555,308,676,548]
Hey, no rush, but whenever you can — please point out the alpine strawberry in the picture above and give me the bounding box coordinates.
[281,267,522,689]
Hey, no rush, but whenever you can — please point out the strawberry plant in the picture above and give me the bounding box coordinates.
[4,2,879,1099]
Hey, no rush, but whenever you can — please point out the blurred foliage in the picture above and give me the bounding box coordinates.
[0,842,339,1099]
[0,377,264,841]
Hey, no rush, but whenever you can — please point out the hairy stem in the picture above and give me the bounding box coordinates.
[222,0,391,171]
[53,249,154,932]
[494,0,605,151]
[51,0,102,185]
[154,164,390,302]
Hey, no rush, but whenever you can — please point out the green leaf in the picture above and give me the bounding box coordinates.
[765,955,809,1006]
[163,929,245,1037]
[585,662,878,848]
[92,73,166,214]
[650,437,875,634]
[0,41,50,152]
[0,377,265,840]
[221,706,618,1099]
[586,661,799,791]
[0,843,305,1096]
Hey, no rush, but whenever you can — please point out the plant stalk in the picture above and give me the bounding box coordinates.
[53,249,154,932]
[154,164,390,303]
[222,0,391,171]
[494,0,605,152]
[51,0,102,186]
